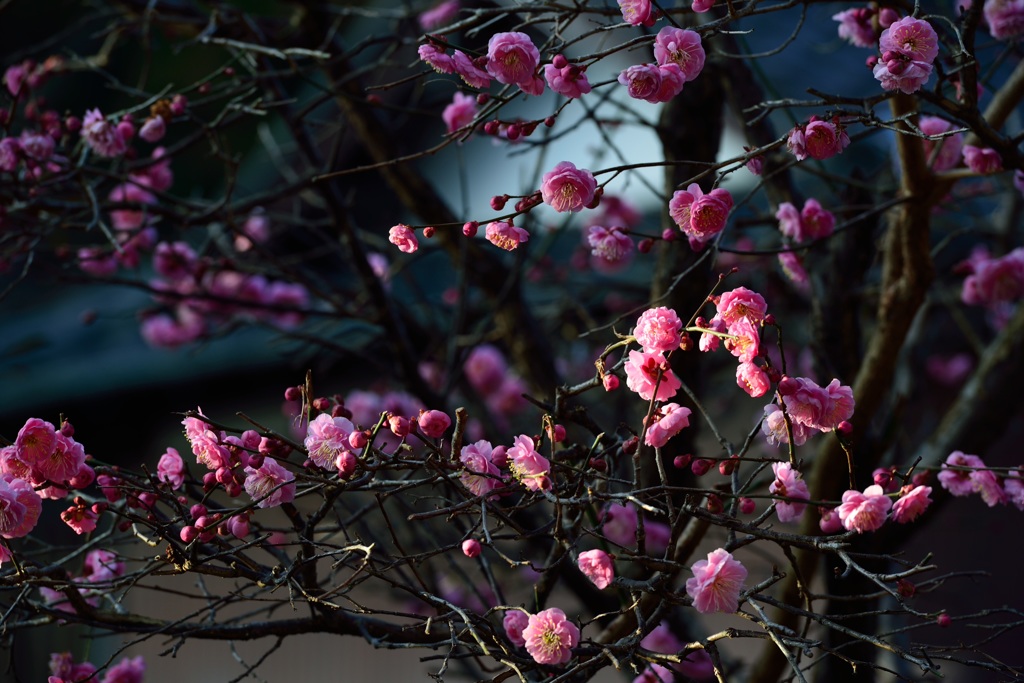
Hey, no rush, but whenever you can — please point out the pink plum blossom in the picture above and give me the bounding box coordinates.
[15,417,56,466]
[139,115,165,142]
[419,43,456,74]
[836,485,892,533]
[504,610,529,647]
[776,198,835,244]
[939,451,987,496]
[761,403,811,447]
[578,549,615,589]
[653,64,685,102]
[540,161,597,213]
[819,506,844,533]
[543,61,592,99]
[389,224,419,253]
[418,0,460,30]
[81,108,127,157]
[985,0,1024,40]
[586,225,633,270]
[624,350,681,401]
[769,462,810,523]
[522,608,579,665]
[617,0,653,25]
[723,317,760,364]
[0,137,20,172]
[101,656,145,683]
[60,501,99,535]
[418,409,451,438]
[451,50,493,89]
[633,306,682,354]
[442,92,478,137]
[779,376,854,432]
[486,32,542,94]
[618,64,663,103]
[962,145,1003,174]
[881,17,938,62]
[18,130,53,161]
[686,548,747,614]
[1,475,41,538]
[834,7,878,47]
[157,447,185,489]
[465,345,507,395]
[644,402,692,448]
[304,413,356,470]
[602,504,638,547]
[892,485,933,523]
[459,440,502,499]
[508,435,551,491]
[778,251,811,291]
[698,315,727,352]
[669,183,733,248]
[736,361,771,398]
[652,28,705,82]
[960,247,1024,306]
[788,117,850,161]
[485,221,530,250]
[1004,472,1024,511]
[243,458,296,508]
[970,465,1006,507]
[0,478,27,539]
[919,116,964,171]
[717,287,767,329]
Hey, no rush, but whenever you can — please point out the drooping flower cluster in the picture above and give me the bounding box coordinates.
[685,548,748,614]
[872,16,939,94]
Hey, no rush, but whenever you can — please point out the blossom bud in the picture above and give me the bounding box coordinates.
[602,374,619,391]
[248,452,265,469]
[837,420,853,435]
[180,525,198,543]
[622,436,639,456]
[191,504,208,519]
[336,451,357,477]
[897,578,916,598]
[936,613,951,628]
[777,376,799,396]
[490,194,508,211]
[422,226,435,238]
[170,94,188,115]
[739,497,756,515]
[551,54,568,69]
[348,431,368,449]
[706,494,723,513]
[544,116,555,127]
[691,458,712,476]
[719,455,739,475]
[589,457,607,471]
[462,538,482,558]
[505,124,520,140]
[476,93,489,105]
[225,481,243,497]
[491,445,508,467]
[284,386,302,401]
[483,120,499,135]
[673,454,692,469]
[878,7,899,27]
[312,397,331,412]
[388,414,410,437]
[60,419,75,437]
[194,515,213,531]
[139,116,166,142]
[865,56,878,69]
[65,115,81,132]
[679,333,693,351]
[661,228,676,242]
[637,238,653,253]
[549,424,566,443]
[462,221,478,237]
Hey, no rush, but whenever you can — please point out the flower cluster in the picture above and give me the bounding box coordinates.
[872,16,938,93]
[618,28,704,104]
[777,375,855,434]
[939,451,1010,507]
[669,183,733,249]
[776,198,835,243]
[696,287,773,397]
[787,116,850,161]
[960,246,1024,308]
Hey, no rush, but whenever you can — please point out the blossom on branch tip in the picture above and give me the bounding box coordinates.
[388,224,419,253]
[686,548,747,614]
[522,608,579,665]
[541,162,597,213]
[617,0,654,26]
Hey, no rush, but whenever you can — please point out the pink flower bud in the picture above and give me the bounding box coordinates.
[549,424,566,443]
[462,538,481,558]
[170,94,188,115]
[739,497,756,514]
[336,451,357,477]
[490,194,508,210]
[190,504,207,519]
[602,374,619,391]
[673,454,692,469]
[837,420,853,435]
[622,436,639,456]
[180,525,198,543]
[418,409,452,438]
[878,7,899,27]
[348,431,367,449]
[139,116,166,142]
[937,613,951,628]
[462,221,478,237]
[116,119,135,142]
[388,414,410,437]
